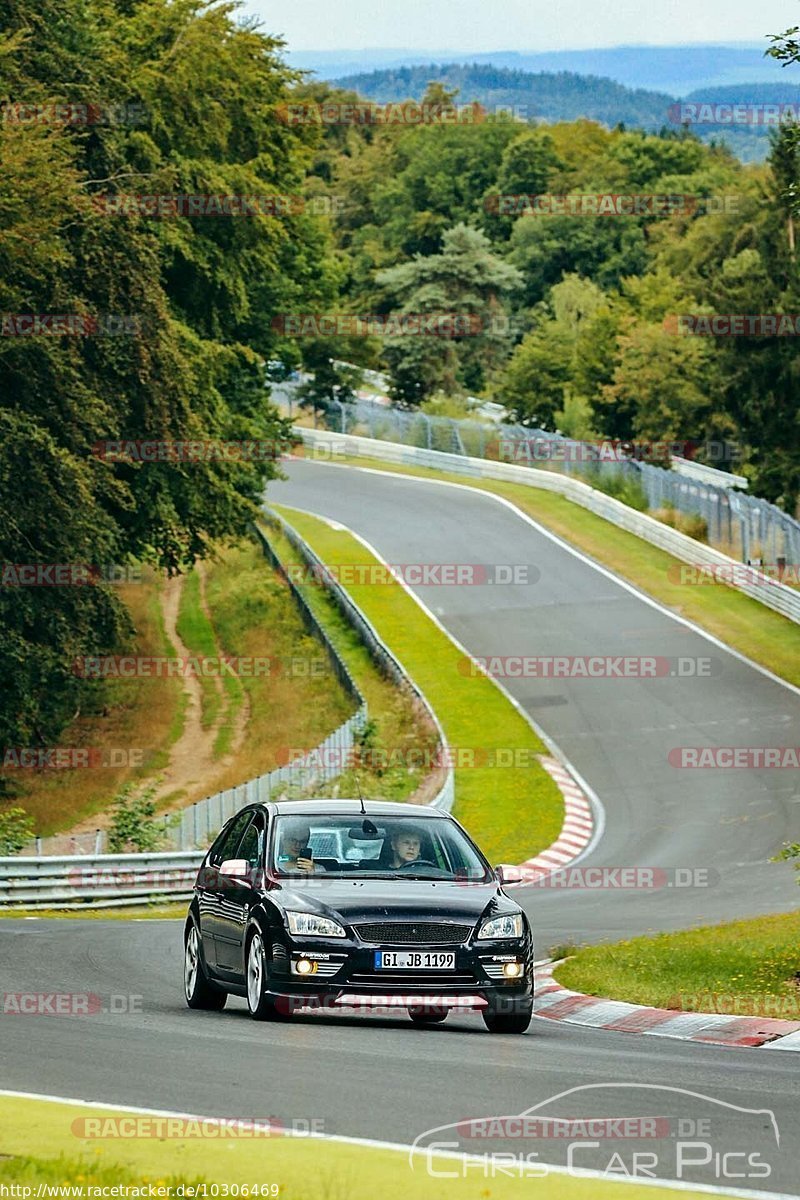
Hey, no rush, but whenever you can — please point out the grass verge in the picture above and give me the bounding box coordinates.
[271,506,564,865]
[186,540,355,797]
[175,569,224,734]
[0,1096,717,1200]
[554,909,800,1018]
[325,453,800,689]
[0,904,186,920]
[1,572,185,836]
[263,523,442,805]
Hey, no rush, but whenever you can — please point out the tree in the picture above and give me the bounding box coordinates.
[499,275,606,428]
[376,223,521,402]
[0,0,334,752]
[0,806,35,856]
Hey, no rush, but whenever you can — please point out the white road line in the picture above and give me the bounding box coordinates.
[288,460,800,700]
[271,498,607,866]
[0,1088,795,1200]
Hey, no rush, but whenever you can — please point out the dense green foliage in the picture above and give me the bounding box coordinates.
[332,66,800,162]
[4,4,800,794]
[0,0,334,761]
[293,75,800,509]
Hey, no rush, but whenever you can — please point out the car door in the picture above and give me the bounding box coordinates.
[199,810,254,969]
[214,810,267,976]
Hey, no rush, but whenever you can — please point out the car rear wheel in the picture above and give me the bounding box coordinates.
[408,1006,448,1024]
[246,931,286,1021]
[482,1005,532,1034]
[184,924,226,1011]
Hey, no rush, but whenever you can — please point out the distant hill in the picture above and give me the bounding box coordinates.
[328,64,800,162]
[291,43,787,97]
[332,63,674,131]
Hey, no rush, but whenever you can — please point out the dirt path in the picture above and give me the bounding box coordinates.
[58,569,250,850]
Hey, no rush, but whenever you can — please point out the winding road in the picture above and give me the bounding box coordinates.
[2,460,799,1196]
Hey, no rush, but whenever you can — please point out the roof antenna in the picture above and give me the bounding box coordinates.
[356,777,378,838]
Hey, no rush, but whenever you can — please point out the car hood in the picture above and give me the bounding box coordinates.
[270,877,515,928]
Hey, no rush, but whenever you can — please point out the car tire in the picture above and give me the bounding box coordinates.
[408,1006,448,1024]
[482,1004,532,1034]
[246,930,286,1021]
[184,923,227,1011]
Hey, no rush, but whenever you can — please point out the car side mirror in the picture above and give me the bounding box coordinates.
[220,858,250,879]
[495,864,524,885]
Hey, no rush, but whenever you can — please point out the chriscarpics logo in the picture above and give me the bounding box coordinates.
[409,1084,780,1185]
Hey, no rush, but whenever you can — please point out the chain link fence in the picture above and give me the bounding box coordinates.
[288,393,800,567]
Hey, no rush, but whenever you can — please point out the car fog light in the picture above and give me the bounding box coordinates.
[503,961,524,978]
[295,958,315,975]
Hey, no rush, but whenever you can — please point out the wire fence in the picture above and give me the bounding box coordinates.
[288,393,800,567]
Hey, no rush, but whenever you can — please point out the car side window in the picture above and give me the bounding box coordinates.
[210,811,252,867]
[238,812,266,869]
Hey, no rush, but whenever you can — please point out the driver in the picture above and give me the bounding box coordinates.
[389,825,423,869]
[277,821,325,874]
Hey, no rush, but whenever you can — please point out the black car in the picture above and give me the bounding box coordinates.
[183,800,534,1033]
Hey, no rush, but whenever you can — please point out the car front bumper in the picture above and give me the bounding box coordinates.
[265,932,534,1013]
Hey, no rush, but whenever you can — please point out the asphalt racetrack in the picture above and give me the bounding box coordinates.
[3,461,799,1196]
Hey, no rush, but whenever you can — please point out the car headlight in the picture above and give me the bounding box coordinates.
[286,911,346,938]
[477,912,524,940]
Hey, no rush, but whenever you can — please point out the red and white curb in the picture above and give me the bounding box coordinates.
[533,962,800,1050]
[513,756,594,881]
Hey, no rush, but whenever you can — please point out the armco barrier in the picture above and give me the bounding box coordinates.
[0,851,204,911]
[296,427,800,626]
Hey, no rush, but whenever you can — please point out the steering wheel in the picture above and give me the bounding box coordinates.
[397,859,439,870]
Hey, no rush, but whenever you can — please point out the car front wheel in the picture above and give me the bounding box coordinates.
[184,924,226,1011]
[246,930,285,1021]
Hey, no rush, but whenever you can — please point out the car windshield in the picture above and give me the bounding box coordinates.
[270,814,493,881]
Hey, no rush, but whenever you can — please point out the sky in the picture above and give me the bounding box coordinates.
[242,0,799,52]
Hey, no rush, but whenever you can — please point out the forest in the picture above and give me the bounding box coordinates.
[1,0,799,761]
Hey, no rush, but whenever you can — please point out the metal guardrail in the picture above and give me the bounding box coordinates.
[283,393,800,567]
[263,510,455,814]
[0,851,204,911]
[295,428,800,626]
[0,514,455,907]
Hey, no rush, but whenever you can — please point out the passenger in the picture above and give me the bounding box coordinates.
[277,821,324,874]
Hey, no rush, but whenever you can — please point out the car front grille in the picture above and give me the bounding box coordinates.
[354,921,473,945]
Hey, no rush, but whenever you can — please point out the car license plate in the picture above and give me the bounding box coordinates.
[375,951,455,970]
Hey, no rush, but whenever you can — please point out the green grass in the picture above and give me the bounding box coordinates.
[271,506,564,865]
[0,904,186,920]
[198,540,355,797]
[0,1151,203,1193]
[329,453,800,690]
[554,909,800,1017]
[176,568,224,733]
[0,1096,719,1200]
[1,572,186,837]
[263,523,442,805]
